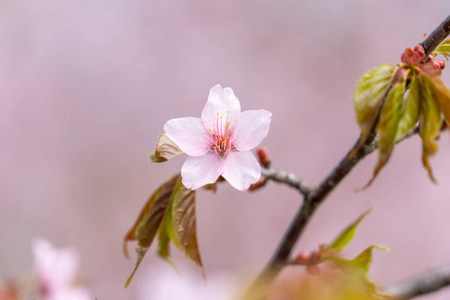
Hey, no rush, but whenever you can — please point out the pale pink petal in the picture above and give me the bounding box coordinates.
[201,85,241,128]
[164,117,209,156]
[32,238,79,288]
[221,151,261,191]
[233,109,272,152]
[53,288,91,300]
[181,152,225,190]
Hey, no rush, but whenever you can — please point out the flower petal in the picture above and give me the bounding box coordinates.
[201,85,241,128]
[233,109,272,151]
[181,152,224,190]
[221,151,261,191]
[32,238,80,292]
[164,117,209,156]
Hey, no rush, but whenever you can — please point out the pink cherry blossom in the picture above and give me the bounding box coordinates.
[137,267,239,300]
[32,238,91,300]
[164,84,272,191]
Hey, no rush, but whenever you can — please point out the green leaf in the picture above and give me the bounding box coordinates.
[353,64,397,147]
[123,175,179,287]
[326,245,390,294]
[395,74,420,142]
[157,221,171,259]
[329,210,371,251]
[162,180,204,274]
[434,39,450,59]
[365,78,407,188]
[418,74,443,183]
[350,245,390,273]
[424,73,450,126]
[149,132,184,163]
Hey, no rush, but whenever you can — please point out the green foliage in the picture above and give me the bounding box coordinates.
[433,39,450,59]
[123,175,203,287]
[257,211,389,300]
[367,78,408,187]
[329,210,370,251]
[418,74,442,183]
[326,245,390,294]
[395,76,420,141]
[353,56,450,187]
[160,179,204,273]
[322,211,390,296]
[353,64,397,146]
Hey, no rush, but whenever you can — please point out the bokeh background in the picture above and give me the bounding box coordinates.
[2,1,450,299]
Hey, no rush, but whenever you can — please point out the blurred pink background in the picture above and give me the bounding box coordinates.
[2,1,450,299]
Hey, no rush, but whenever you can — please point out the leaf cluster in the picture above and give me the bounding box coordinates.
[123,174,203,287]
[322,210,390,296]
[250,211,389,300]
[353,43,450,187]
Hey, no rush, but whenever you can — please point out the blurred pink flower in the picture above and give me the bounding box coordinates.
[32,238,90,300]
[137,268,239,300]
[164,84,272,191]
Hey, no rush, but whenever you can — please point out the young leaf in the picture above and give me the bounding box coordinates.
[162,181,204,273]
[124,174,205,287]
[123,175,180,287]
[329,210,371,251]
[123,175,179,258]
[353,64,396,147]
[395,74,420,142]
[434,39,450,59]
[157,221,171,259]
[418,74,442,183]
[149,132,184,163]
[326,245,390,294]
[350,245,391,273]
[424,73,450,125]
[365,79,407,188]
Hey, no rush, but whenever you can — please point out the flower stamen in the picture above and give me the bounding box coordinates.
[202,114,240,157]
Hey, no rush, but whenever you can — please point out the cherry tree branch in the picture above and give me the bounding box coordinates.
[261,167,313,195]
[420,14,450,57]
[382,264,450,299]
[251,14,450,290]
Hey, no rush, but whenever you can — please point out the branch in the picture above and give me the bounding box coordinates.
[382,264,450,299]
[420,14,450,57]
[261,167,313,195]
[251,14,450,291]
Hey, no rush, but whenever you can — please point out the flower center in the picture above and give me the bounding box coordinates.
[202,111,240,157]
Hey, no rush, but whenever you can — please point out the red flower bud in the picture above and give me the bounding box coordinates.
[257,147,271,167]
[401,48,415,65]
[296,252,310,265]
[437,60,446,70]
[401,46,425,65]
[249,176,266,191]
[414,45,425,57]
[420,59,442,76]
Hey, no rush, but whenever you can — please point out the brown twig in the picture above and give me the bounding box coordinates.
[251,14,450,292]
[382,264,450,299]
[420,14,450,57]
[261,167,313,196]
